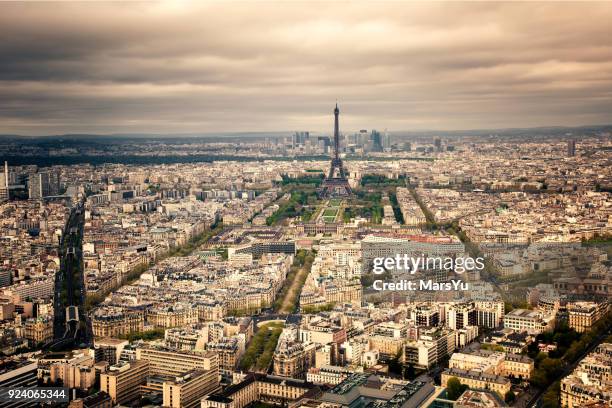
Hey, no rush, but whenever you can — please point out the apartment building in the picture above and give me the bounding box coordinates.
[92,338,128,366]
[567,301,608,333]
[449,351,505,374]
[22,316,53,345]
[560,343,611,407]
[503,309,554,334]
[403,328,456,370]
[299,323,347,345]
[306,366,353,385]
[8,277,55,300]
[474,299,504,329]
[446,303,477,330]
[91,309,144,338]
[206,338,240,377]
[273,341,316,379]
[49,353,96,390]
[456,326,479,348]
[403,341,437,369]
[449,350,534,380]
[147,304,198,328]
[368,336,404,357]
[501,353,534,380]
[201,373,314,408]
[413,305,440,327]
[420,327,456,362]
[441,368,511,397]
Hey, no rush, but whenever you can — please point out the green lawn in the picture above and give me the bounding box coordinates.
[323,208,338,217]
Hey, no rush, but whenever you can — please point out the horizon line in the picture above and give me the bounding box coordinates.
[1,123,611,139]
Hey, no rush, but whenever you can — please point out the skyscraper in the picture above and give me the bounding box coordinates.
[28,170,60,199]
[434,137,442,152]
[319,103,351,197]
[293,131,310,146]
[29,173,45,199]
[370,130,383,152]
[382,130,391,150]
[0,161,8,201]
[567,139,576,157]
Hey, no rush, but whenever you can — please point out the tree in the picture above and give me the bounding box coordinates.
[387,349,404,375]
[504,390,516,404]
[540,358,563,378]
[405,364,416,380]
[446,377,468,400]
[542,382,560,408]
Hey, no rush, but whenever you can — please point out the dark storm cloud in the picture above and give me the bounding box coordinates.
[0,1,611,134]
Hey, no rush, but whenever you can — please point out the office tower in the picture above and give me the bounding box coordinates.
[0,161,8,201]
[317,136,331,148]
[49,170,60,195]
[343,132,350,149]
[358,129,369,146]
[370,130,383,152]
[434,137,442,151]
[293,131,310,145]
[28,171,60,199]
[382,130,391,150]
[29,173,43,199]
[567,139,576,157]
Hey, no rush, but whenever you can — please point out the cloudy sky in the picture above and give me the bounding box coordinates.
[1,1,611,135]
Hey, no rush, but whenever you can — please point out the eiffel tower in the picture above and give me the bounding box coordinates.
[319,103,351,197]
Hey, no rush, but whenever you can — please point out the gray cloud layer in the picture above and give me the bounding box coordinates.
[1,2,611,135]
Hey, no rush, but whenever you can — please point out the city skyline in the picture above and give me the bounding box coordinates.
[0,3,610,408]
[1,2,612,135]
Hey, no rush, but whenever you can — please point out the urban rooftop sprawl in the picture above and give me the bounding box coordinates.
[0,115,610,408]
